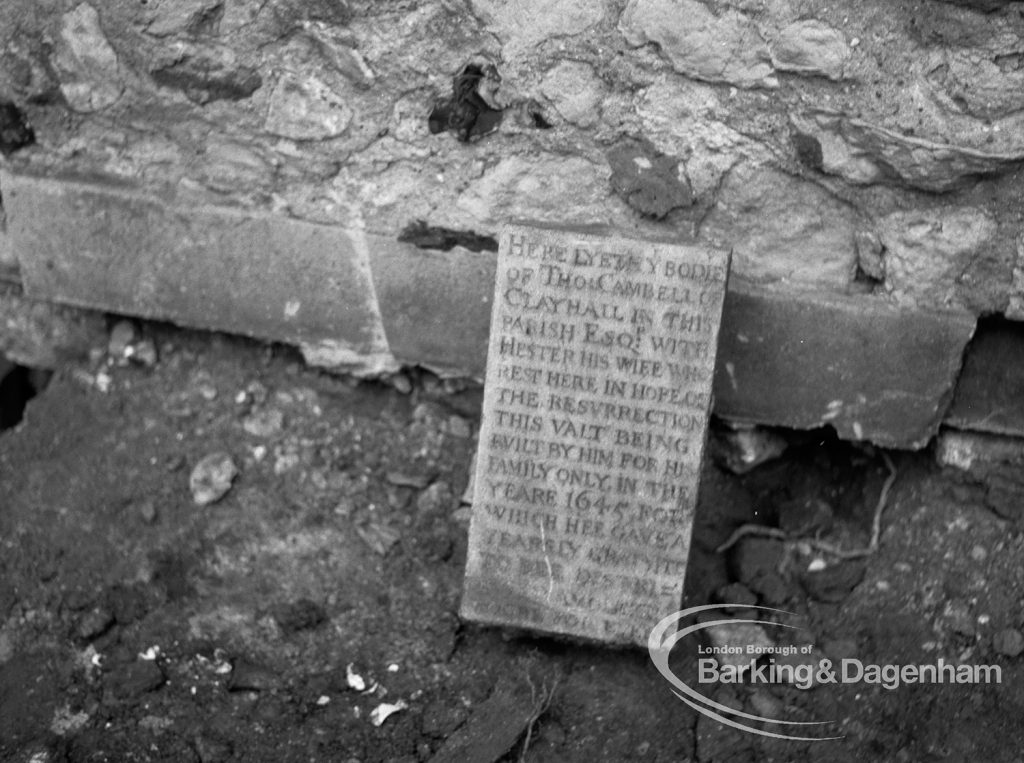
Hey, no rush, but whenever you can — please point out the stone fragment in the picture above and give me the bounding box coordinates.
[855,230,885,282]
[1009,236,1024,321]
[876,206,998,309]
[446,415,471,438]
[731,538,790,605]
[606,141,693,219]
[470,0,605,51]
[936,430,1024,474]
[241,408,284,438]
[993,628,1024,658]
[703,620,774,670]
[800,560,866,603]
[539,61,603,127]
[456,154,614,229]
[386,471,433,489]
[189,452,238,506]
[51,4,124,113]
[193,734,234,763]
[700,163,857,290]
[427,673,547,763]
[619,0,777,89]
[790,110,1024,192]
[106,660,166,699]
[145,0,224,37]
[77,607,114,641]
[227,660,280,692]
[356,522,401,556]
[416,482,452,514]
[946,319,1024,437]
[107,320,136,360]
[264,74,352,140]
[710,422,787,474]
[152,50,262,104]
[0,287,106,369]
[942,599,976,637]
[713,285,976,448]
[769,20,850,80]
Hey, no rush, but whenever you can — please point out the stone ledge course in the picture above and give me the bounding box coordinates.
[0,171,982,449]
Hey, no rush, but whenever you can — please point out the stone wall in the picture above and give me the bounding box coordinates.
[1,0,1022,445]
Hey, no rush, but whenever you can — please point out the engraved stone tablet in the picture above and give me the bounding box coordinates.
[461,223,730,646]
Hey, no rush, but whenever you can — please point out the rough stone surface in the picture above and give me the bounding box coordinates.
[790,110,1024,192]
[1007,235,1024,321]
[700,163,858,289]
[264,74,353,140]
[455,154,618,229]
[189,452,238,506]
[539,61,604,128]
[619,0,777,88]
[876,206,999,309]
[2,171,394,375]
[946,319,1024,437]
[470,0,606,53]
[713,285,976,448]
[51,4,125,113]
[769,20,850,80]
[606,140,693,219]
[144,0,224,38]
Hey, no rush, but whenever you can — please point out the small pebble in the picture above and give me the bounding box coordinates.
[77,607,114,641]
[129,339,158,367]
[242,408,284,438]
[108,321,136,358]
[370,700,408,727]
[446,415,471,438]
[138,499,158,524]
[189,453,238,506]
[993,628,1024,658]
[390,373,412,394]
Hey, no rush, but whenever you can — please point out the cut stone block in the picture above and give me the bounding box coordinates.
[368,243,495,378]
[712,285,976,448]
[1,170,393,375]
[461,223,729,646]
[945,318,1024,438]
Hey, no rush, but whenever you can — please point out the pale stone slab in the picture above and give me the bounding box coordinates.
[461,223,729,646]
[2,170,393,374]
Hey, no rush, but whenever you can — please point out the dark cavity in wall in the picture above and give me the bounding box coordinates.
[398,221,498,253]
[0,102,35,155]
[151,61,262,104]
[0,358,50,430]
[946,315,1024,437]
[428,63,504,142]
